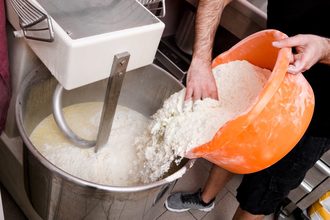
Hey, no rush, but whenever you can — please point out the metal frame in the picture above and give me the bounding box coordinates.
[9,0,54,42]
[139,0,166,18]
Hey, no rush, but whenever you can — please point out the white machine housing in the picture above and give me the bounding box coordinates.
[6,0,165,89]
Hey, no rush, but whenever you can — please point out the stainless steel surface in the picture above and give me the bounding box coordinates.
[321,149,330,166]
[295,178,330,210]
[52,84,96,148]
[95,52,130,152]
[175,0,267,56]
[155,49,187,82]
[175,2,195,55]
[223,0,267,39]
[303,164,328,189]
[139,0,166,18]
[9,0,54,42]
[0,134,42,220]
[288,187,307,204]
[288,162,329,203]
[286,153,330,214]
[36,0,159,39]
[5,25,43,137]
[246,0,267,14]
[1,28,43,219]
[315,160,330,176]
[279,203,298,219]
[0,188,4,220]
[285,178,330,214]
[16,63,193,219]
[299,181,313,194]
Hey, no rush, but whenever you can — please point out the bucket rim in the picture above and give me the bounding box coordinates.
[188,29,291,158]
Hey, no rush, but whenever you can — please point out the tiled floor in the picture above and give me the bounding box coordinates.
[155,159,275,220]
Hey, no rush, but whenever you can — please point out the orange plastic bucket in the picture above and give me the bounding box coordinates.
[186,29,315,174]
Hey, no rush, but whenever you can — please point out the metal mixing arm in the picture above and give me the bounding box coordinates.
[52,52,130,151]
[52,84,96,148]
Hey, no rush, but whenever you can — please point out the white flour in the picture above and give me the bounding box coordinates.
[30,60,270,186]
[134,60,270,183]
[30,103,149,186]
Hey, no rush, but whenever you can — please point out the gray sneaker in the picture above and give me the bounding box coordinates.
[165,189,215,212]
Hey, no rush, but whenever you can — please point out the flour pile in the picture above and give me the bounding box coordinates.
[30,103,149,186]
[134,60,270,183]
[30,60,270,186]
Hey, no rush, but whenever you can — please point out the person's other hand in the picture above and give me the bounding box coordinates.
[272,34,330,74]
[185,57,218,101]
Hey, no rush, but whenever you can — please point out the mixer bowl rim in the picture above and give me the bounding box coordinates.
[15,64,194,192]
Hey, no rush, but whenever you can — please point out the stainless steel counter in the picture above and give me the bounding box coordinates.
[156,0,268,84]
[185,0,267,39]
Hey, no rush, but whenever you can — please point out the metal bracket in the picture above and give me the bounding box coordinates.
[95,52,130,152]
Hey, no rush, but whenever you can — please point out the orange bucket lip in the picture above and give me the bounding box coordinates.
[186,29,314,174]
[212,29,291,125]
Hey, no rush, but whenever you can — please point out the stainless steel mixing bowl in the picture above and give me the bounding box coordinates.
[16,63,192,220]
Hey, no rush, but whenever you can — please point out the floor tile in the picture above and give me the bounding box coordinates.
[157,210,197,220]
[225,175,243,196]
[144,183,176,220]
[189,190,228,220]
[166,159,241,220]
[172,159,212,192]
[202,193,239,220]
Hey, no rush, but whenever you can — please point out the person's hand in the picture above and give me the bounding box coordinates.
[272,34,330,74]
[185,57,219,101]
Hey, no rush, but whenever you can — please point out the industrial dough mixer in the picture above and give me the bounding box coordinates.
[10,0,165,150]
[4,0,193,219]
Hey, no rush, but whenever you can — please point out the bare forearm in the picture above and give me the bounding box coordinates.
[193,0,232,63]
[320,37,330,65]
[185,0,231,101]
